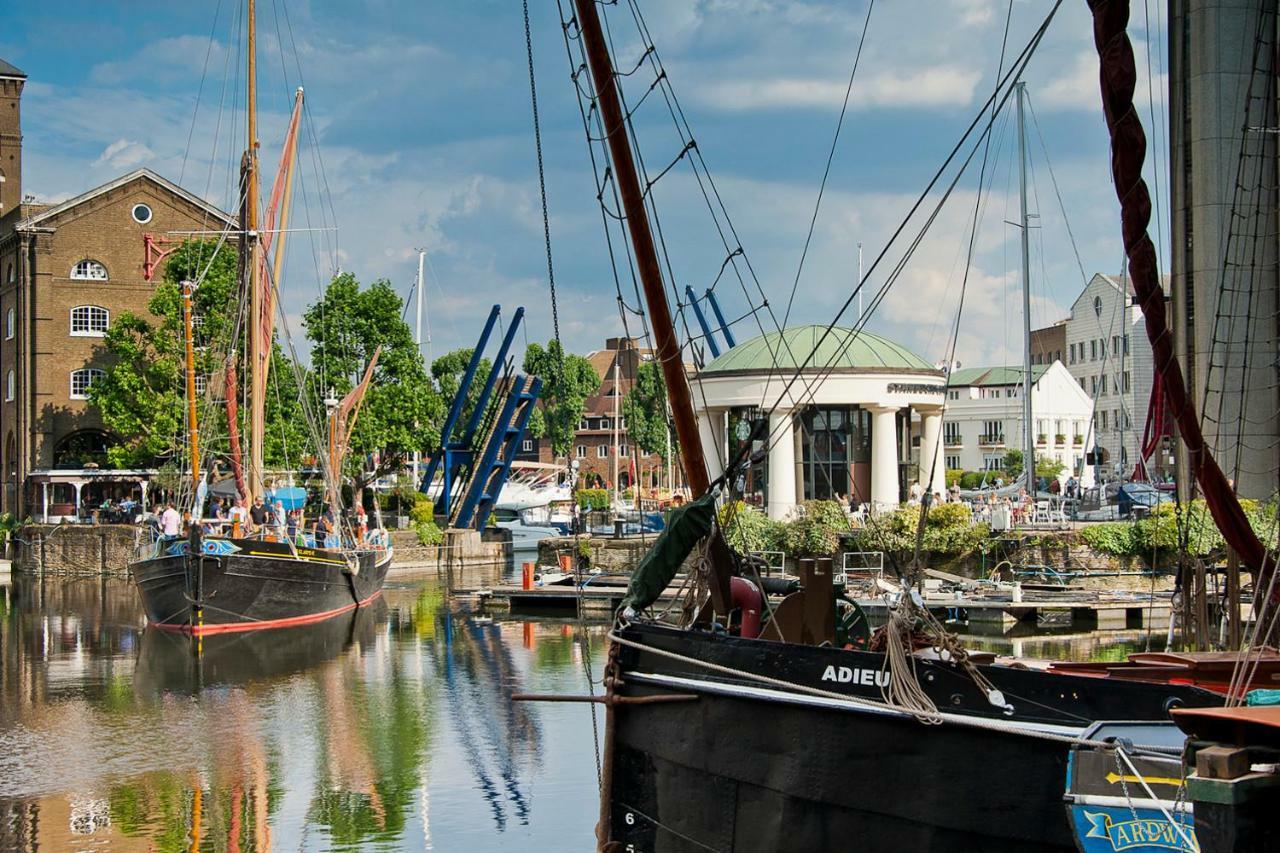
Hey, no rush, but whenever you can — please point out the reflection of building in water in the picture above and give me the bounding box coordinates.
[0,575,144,719]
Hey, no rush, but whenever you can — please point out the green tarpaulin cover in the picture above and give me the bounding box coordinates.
[619,491,717,613]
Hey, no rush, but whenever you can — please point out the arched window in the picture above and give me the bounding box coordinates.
[53,430,112,469]
[5,432,15,478]
[4,369,12,402]
[70,259,109,281]
[70,368,104,400]
[4,308,12,340]
[1093,295,1103,317]
[4,263,12,284]
[70,305,110,337]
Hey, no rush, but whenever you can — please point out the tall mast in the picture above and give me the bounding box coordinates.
[574,0,731,615]
[1016,82,1035,495]
[246,0,264,501]
[182,282,201,505]
[413,250,426,485]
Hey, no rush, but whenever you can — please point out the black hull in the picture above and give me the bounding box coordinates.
[130,538,392,635]
[606,623,1222,852]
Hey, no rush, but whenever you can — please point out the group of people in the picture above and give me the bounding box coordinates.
[153,493,377,551]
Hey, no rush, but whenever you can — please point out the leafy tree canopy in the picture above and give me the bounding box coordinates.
[621,360,675,460]
[431,348,493,436]
[303,273,445,490]
[522,340,599,457]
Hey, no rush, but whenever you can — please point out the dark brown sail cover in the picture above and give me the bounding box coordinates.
[1087,0,1269,580]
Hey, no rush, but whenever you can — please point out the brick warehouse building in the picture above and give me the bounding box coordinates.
[0,58,236,517]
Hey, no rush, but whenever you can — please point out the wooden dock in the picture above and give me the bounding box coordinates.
[460,580,1174,632]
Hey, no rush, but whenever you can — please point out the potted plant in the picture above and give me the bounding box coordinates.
[1054,433,1067,444]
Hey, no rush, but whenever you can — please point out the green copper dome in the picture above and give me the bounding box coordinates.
[701,325,937,374]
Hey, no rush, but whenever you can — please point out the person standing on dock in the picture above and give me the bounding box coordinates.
[160,503,181,537]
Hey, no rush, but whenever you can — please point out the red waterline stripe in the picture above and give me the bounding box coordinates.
[152,589,384,636]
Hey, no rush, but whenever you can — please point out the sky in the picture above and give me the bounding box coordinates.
[2,0,1172,370]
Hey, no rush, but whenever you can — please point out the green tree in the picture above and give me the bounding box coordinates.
[431,348,493,434]
[303,273,444,499]
[1035,455,1066,481]
[621,360,676,459]
[522,340,599,457]
[1002,449,1024,481]
[90,240,305,469]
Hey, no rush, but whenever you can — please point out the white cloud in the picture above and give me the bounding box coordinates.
[91,138,154,170]
[695,65,982,112]
[1038,48,1167,113]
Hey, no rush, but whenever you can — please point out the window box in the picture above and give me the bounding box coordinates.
[1054,433,1067,444]
[1036,434,1047,445]
[1072,434,1085,445]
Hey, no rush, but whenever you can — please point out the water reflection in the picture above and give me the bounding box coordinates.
[0,570,606,851]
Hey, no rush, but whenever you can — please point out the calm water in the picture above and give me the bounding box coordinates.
[0,563,606,851]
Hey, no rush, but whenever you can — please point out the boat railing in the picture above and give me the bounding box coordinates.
[838,550,885,587]
[749,550,786,576]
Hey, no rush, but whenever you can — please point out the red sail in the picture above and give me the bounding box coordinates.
[1087,1,1269,584]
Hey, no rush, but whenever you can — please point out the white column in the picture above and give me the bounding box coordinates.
[140,480,149,513]
[766,408,797,520]
[697,409,725,483]
[868,405,900,510]
[41,482,49,523]
[72,482,83,520]
[917,405,946,497]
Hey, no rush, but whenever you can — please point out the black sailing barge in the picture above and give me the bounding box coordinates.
[551,0,1280,850]
[132,535,391,635]
[129,0,392,638]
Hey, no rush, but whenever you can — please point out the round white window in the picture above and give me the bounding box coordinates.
[131,203,153,224]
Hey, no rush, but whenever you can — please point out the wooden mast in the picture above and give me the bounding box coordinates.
[182,282,201,500]
[573,0,732,616]
[246,0,264,501]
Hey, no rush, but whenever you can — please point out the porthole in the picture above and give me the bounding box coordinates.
[131,203,153,224]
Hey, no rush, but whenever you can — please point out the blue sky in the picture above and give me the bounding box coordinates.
[3,0,1171,369]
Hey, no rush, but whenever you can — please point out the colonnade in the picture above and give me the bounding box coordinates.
[695,403,948,519]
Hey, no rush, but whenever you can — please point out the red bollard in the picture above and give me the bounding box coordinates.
[522,561,534,590]
[559,554,573,573]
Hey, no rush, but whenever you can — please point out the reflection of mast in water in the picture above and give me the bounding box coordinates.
[435,611,543,830]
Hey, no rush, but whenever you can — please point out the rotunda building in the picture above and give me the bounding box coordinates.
[694,326,946,519]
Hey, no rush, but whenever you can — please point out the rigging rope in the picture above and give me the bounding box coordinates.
[780,0,876,329]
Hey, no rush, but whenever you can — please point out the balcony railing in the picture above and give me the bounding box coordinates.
[1072,434,1085,445]
[1054,434,1067,444]
[944,436,963,446]
[978,433,1005,445]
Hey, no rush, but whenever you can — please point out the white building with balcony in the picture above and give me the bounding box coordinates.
[939,362,1094,487]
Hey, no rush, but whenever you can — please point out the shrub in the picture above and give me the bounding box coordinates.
[414,518,444,546]
[945,469,964,488]
[408,492,436,525]
[959,471,985,490]
[783,500,850,556]
[577,488,610,511]
[1079,522,1138,556]
[719,501,786,554]
[846,502,988,556]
